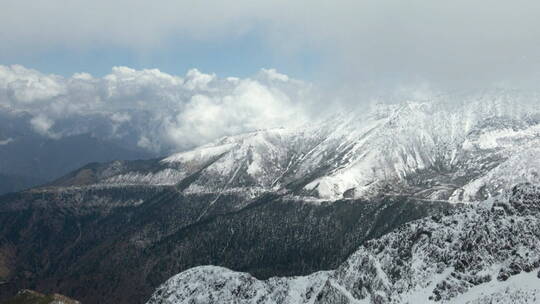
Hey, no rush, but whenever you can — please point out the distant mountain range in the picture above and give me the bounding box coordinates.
[0,111,154,194]
[45,90,540,203]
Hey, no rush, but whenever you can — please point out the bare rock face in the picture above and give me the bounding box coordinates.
[493,183,540,216]
[509,183,540,213]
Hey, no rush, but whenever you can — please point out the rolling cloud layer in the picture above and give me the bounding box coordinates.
[0,65,314,153]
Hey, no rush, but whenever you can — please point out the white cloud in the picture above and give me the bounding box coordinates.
[0,137,14,145]
[260,69,289,82]
[183,69,216,91]
[0,65,66,103]
[110,112,131,123]
[166,79,307,146]
[30,114,60,139]
[0,64,314,152]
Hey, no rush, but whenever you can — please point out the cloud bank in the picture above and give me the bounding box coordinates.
[0,65,314,153]
[2,1,540,89]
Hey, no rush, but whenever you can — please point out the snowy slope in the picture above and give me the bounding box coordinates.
[146,183,540,304]
[47,90,540,204]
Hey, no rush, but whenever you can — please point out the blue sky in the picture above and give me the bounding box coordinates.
[0,30,321,80]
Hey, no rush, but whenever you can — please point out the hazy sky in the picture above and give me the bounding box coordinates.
[2,0,540,89]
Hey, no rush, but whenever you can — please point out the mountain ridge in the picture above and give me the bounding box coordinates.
[37,93,540,205]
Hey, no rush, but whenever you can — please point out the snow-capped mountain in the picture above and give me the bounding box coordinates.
[146,183,540,304]
[49,90,540,204]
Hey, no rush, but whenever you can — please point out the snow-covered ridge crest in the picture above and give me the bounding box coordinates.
[162,142,238,164]
[64,90,540,203]
[146,183,540,304]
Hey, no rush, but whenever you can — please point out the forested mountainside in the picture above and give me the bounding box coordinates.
[0,186,449,303]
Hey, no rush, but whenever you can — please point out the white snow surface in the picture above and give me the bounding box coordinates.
[147,266,331,304]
